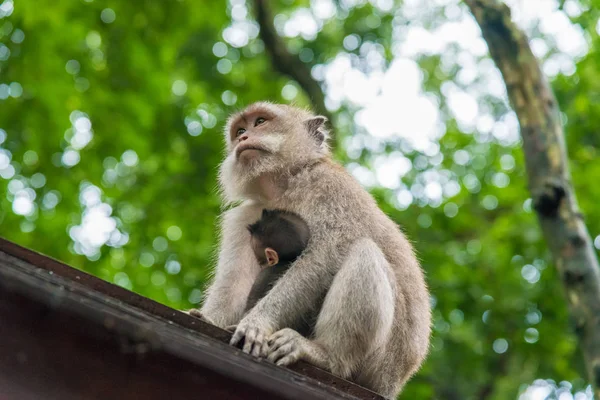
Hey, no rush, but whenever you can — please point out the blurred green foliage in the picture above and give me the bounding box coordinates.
[1,0,599,399]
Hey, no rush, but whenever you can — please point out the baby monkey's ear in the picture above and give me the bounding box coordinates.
[264,247,279,267]
[304,116,327,145]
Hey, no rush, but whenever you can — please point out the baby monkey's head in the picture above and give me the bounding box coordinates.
[247,209,310,268]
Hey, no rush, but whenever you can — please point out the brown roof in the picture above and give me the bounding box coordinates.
[0,238,383,400]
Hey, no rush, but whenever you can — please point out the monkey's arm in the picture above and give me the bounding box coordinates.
[200,204,262,328]
[230,242,335,354]
[245,266,289,313]
[251,251,331,325]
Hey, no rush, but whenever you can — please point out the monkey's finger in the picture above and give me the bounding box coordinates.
[243,328,257,354]
[225,324,237,333]
[251,332,264,358]
[269,335,291,352]
[276,352,300,367]
[230,327,246,346]
[267,330,285,346]
[260,337,270,358]
[267,343,293,363]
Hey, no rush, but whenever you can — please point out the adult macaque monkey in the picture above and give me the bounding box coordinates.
[191,102,431,398]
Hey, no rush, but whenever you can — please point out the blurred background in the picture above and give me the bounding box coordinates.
[1,0,600,398]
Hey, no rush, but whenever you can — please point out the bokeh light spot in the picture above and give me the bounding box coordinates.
[140,252,155,268]
[524,327,539,343]
[121,149,139,167]
[343,34,360,51]
[66,60,80,75]
[0,84,9,99]
[482,195,498,210]
[61,149,80,167]
[151,271,166,286]
[13,193,35,216]
[10,28,24,43]
[493,338,508,354]
[221,90,237,105]
[165,260,181,275]
[186,120,203,136]
[167,225,182,241]
[0,44,10,61]
[282,83,298,100]
[217,58,232,74]
[417,214,432,228]
[172,80,188,96]
[30,173,46,188]
[212,41,228,57]
[188,288,203,304]
[101,8,116,23]
[443,202,458,218]
[153,236,168,252]
[23,150,38,166]
[86,31,102,49]
[521,264,541,284]
[9,82,22,97]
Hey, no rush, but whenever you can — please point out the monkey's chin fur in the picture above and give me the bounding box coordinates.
[219,134,305,203]
[219,152,287,204]
[237,148,266,164]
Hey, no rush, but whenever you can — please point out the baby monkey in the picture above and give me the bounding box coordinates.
[245,209,310,313]
[188,209,309,330]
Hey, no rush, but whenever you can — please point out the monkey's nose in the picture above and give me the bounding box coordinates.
[239,134,249,142]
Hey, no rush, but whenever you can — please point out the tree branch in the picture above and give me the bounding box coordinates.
[252,0,336,145]
[464,0,600,396]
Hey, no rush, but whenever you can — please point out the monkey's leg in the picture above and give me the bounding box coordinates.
[267,238,395,379]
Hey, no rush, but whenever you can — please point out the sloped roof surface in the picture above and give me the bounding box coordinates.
[0,238,383,400]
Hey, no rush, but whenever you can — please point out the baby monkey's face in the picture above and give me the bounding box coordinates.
[251,236,279,268]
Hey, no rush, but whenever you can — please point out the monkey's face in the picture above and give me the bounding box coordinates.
[218,102,330,202]
[226,104,285,166]
[218,103,330,201]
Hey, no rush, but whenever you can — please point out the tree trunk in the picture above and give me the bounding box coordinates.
[252,0,336,145]
[465,0,600,396]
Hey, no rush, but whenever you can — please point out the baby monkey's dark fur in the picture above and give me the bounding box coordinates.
[245,209,310,313]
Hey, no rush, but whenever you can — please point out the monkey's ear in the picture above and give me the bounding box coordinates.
[265,247,279,267]
[304,116,327,145]
[262,209,270,218]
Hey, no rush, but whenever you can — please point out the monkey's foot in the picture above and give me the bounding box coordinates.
[184,308,215,325]
[267,328,330,371]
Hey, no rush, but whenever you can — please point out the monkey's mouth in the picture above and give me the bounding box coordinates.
[236,144,269,159]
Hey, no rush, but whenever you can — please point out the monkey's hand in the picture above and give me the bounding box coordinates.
[229,313,274,358]
[267,328,330,371]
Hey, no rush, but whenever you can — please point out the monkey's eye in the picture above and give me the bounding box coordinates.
[236,128,246,137]
[254,117,266,127]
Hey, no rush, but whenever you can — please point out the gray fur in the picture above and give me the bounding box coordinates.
[197,102,431,399]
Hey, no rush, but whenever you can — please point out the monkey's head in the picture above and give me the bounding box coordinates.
[219,102,329,202]
[247,209,310,268]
